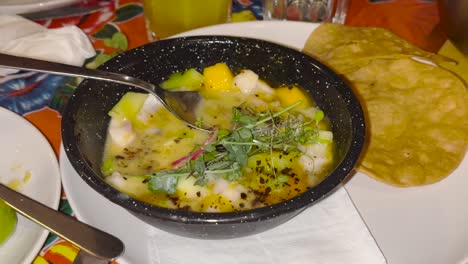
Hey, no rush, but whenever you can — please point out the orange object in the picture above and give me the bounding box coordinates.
[24,107,62,157]
[36,241,79,264]
[116,13,151,49]
[346,0,447,52]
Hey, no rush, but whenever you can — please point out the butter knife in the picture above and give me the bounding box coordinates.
[0,183,124,261]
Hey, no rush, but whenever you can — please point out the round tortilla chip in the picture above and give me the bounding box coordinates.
[303,23,453,74]
[304,23,468,187]
[348,58,468,186]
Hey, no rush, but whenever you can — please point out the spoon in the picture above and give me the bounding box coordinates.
[0,53,207,132]
[0,183,124,261]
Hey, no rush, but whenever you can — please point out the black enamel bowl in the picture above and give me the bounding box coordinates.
[62,36,365,239]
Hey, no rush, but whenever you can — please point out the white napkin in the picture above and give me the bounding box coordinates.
[144,187,387,264]
[0,15,95,75]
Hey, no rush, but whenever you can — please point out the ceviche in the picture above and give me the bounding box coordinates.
[101,63,335,212]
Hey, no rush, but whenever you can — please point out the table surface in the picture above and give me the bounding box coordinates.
[0,0,447,263]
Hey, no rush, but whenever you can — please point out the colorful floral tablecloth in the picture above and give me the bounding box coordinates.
[0,0,444,263]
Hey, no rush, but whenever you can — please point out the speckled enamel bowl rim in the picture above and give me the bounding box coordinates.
[62,35,366,225]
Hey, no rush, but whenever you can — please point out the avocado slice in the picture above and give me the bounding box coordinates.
[161,68,204,91]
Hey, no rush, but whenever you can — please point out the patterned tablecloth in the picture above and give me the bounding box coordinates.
[0,0,444,263]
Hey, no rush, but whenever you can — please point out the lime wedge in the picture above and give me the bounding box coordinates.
[0,199,17,245]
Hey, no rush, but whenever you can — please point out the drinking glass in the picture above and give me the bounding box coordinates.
[142,0,232,39]
[262,0,349,24]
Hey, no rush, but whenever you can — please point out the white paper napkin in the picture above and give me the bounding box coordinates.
[144,187,387,264]
[0,15,95,75]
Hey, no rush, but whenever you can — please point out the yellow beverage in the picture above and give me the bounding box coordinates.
[143,0,231,39]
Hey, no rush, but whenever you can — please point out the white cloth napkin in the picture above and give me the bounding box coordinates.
[144,187,387,264]
[0,15,95,75]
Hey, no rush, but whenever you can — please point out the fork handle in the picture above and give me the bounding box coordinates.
[0,53,160,94]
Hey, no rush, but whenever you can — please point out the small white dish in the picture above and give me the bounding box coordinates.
[0,0,80,15]
[0,107,61,264]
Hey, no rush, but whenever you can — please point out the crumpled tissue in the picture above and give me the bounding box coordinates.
[0,15,95,75]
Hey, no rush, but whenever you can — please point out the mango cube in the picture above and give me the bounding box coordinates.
[202,63,234,92]
[275,85,312,108]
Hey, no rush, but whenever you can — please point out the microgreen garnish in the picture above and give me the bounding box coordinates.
[143,100,324,194]
[195,117,204,128]
[148,169,188,194]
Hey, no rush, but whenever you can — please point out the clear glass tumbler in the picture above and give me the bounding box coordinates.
[262,0,349,24]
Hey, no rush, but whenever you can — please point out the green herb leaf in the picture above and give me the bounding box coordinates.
[232,107,257,125]
[194,177,208,186]
[195,117,204,128]
[237,127,254,141]
[236,150,249,167]
[204,144,215,152]
[147,171,184,194]
[226,163,242,180]
[190,158,206,177]
[217,129,230,140]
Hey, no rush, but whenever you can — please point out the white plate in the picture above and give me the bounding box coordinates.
[182,21,468,264]
[0,0,80,15]
[0,107,61,264]
[60,148,151,264]
[60,21,468,264]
